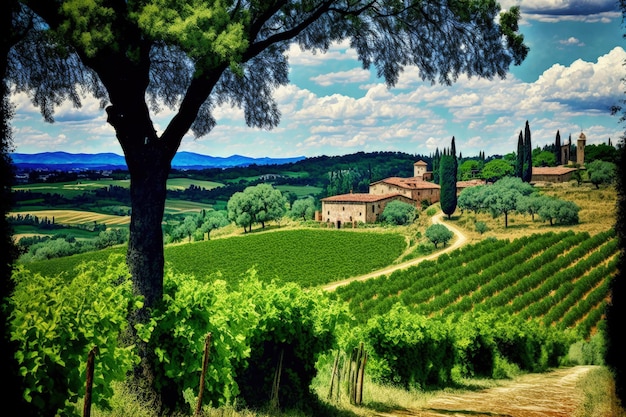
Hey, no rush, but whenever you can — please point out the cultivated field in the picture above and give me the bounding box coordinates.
[9,209,131,226]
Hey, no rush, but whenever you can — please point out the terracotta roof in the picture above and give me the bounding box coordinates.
[413,160,428,166]
[456,179,485,188]
[321,193,404,203]
[532,167,578,176]
[372,177,440,190]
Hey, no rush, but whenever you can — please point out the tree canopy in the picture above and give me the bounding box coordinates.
[586,160,616,189]
[425,223,453,248]
[227,183,286,232]
[379,200,417,225]
[440,140,458,219]
[481,158,514,182]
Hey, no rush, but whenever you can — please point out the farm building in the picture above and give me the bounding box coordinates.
[320,159,443,227]
[531,166,579,183]
[369,177,441,204]
[456,179,486,193]
[320,193,415,227]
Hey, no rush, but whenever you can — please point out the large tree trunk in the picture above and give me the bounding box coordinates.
[125,148,171,410]
[127,153,168,311]
[105,83,175,409]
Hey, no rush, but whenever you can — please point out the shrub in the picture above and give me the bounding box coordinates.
[366,306,455,389]
[379,200,417,225]
[10,256,139,417]
[142,269,347,412]
[475,221,488,234]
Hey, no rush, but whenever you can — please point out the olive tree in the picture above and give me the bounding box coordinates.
[425,223,453,248]
[290,197,316,221]
[379,200,417,225]
[586,160,616,189]
[227,183,285,231]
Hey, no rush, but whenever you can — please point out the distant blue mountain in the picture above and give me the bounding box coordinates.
[10,151,305,170]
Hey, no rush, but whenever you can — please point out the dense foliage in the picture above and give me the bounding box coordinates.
[379,200,417,225]
[425,224,453,248]
[458,176,579,227]
[586,160,617,189]
[227,184,287,232]
[9,256,140,417]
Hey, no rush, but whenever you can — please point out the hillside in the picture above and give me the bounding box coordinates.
[10,151,305,170]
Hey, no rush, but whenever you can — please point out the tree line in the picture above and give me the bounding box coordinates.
[458,176,580,228]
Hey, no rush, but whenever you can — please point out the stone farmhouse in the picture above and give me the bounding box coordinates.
[531,131,586,183]
[531,166,578,183]
[320,160,441,227]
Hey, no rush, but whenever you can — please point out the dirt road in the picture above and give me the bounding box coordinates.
[374,366,594,417]
[322,212,468,291]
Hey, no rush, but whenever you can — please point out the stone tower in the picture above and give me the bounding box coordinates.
[413,160,428,178]
[577,131,586,165]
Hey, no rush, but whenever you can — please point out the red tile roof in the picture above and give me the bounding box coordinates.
[532,167,578,176]
[372,177,441,190]
[456,179,485,188]
[321,193,404,203]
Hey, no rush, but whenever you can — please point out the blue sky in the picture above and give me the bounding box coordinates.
[10,0,626,159]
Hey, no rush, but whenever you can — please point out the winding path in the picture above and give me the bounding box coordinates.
[322,212,468,291]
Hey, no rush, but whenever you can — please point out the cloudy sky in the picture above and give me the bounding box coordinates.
[10,0,626,159]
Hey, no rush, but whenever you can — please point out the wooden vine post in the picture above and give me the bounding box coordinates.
[327,350,341,402]
[194,333,212,417]
[349,342,367,405]
[83,346,99,417]
[270,348,284,411]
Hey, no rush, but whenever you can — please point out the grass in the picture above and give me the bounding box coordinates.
[165,178,223,190]
[80,365,626,417]
[574,367,626,417]
[13,179,131,198]
[14,178,223,196]
[274,184,323,198]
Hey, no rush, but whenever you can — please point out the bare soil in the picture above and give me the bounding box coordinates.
[375,366,594,417]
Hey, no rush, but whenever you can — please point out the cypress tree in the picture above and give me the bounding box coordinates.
[523,120,532,182]
[433,147,440,184]
[555,130,561,165]
[568,134,572,164]
[451,136,458,181]
[440,138,457,219]
[516,130,524,178]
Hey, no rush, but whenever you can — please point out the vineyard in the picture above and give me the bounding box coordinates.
[20,228,408,287]
[331,229,617,338]
[10,224,621,416]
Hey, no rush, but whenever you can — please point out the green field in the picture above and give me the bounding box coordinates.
[19,228,407,287]
[13,177,223,196]
[275,184,323,198]
[164,177,223,190]
[13,179,131,198]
